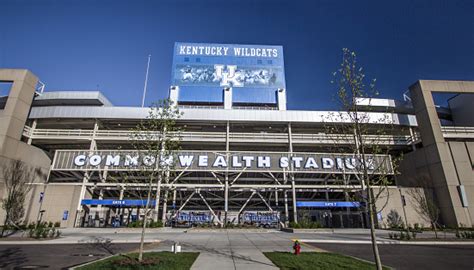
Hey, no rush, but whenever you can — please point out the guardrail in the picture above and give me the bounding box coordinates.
[23,126,416,145]
[441,126,474,139]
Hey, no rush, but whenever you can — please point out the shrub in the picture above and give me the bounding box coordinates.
[414,223,421,231]
[148,220,163,228]
[54,222,61,228]
[289,221,322,229]
[459,231,474,239]
[28,225,61,239]
[387,209,403,229]
[127,220,163,228]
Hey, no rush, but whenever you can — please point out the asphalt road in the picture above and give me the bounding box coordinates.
[308,243,474,270]
[0,243,139,269]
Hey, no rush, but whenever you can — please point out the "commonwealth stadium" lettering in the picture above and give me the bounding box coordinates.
[72,154,374,170]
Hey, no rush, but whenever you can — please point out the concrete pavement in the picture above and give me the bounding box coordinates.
[2,228,473,269]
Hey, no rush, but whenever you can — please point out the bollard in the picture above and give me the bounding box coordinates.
[172,242,182,253]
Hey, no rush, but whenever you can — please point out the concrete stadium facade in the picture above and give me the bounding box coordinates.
[0,69,473,229]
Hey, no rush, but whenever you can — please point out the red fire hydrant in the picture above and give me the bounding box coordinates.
[293,240,301,255]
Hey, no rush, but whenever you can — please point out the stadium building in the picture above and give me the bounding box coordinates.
[0,43,473,229]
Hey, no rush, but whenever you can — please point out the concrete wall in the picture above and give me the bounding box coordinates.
[0,69,51,225]
[25,185,83,228]
[406,80,474,227]
[374,187,431,228]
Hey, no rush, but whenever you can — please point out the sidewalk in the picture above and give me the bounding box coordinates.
[144,232,316,270]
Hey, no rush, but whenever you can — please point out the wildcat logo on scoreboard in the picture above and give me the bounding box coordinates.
[171,42,286,104]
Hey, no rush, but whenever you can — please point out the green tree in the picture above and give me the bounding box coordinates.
[128,99,182,262]
[326,48,400,270]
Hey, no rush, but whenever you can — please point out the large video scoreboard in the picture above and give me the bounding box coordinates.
[171,42,285,104]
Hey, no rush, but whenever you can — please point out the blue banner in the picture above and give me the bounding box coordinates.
[243,212,279,223]
[296,201,361,208]
[176,212,212,223]
[172,42,285,104]
[81,199,156,207]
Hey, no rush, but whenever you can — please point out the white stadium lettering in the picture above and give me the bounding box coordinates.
[257,156,271,168]
[74,155,86,166]
[89,155,102,166]
[179,155,194,167]
[198,155,208,167]
[322,157,334,169]
[105,155,120,166]
[213,155,227,167]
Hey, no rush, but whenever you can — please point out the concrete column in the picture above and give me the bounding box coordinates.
[161,189,169,222]
[172,189,177,210]
[224,121,230,225]
[409,127,416,151]
[154,176,161,222]
[288,123,297,223]
[74,120,98,227]
[277,88,287,111]
[224,87,232,109]
[27,120,37,145]
[283,171,289,225]
[169,86,179,104]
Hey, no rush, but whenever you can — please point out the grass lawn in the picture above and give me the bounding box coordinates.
[264,252,389,270]
[77,251,199,270]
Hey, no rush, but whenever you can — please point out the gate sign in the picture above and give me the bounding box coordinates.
[81,199,156,207]
[296,201,361,208]
[172,42,285,104]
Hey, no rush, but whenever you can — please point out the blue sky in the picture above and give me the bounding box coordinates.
[1,0,473,110]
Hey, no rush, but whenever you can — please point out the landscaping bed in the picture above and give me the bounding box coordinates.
[76,251,199,270]
[264,252,389,270]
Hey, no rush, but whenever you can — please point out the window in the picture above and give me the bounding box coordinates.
[0,81,13,110]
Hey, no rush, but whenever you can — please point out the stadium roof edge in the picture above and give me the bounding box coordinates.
[28,105,418,126]
[33,91,113,107]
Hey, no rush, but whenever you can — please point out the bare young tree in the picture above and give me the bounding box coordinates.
[325,48,401,270]
[407,181,440,238]
[1,160,44,237]
[128,99,182,262]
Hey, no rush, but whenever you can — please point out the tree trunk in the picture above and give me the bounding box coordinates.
[138,176,154,262]
[367,187,383,270]
[356,124,383,270]
[432,222,438,239]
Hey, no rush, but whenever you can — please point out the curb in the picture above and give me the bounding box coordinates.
[0,239,160,245]
[69,254,116,269]
[298,239,474,245]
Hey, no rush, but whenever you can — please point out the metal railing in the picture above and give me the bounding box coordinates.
[23,126,416,145]
[441,126,474,138]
